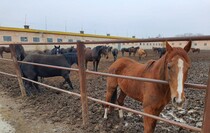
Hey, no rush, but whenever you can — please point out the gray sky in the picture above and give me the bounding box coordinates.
[0,0,210,38]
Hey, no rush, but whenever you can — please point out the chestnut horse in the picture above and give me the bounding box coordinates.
[0,46,11,58]
[137,48,147,61]
[104,41,191,133]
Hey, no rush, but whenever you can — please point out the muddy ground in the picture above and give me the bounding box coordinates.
[0,49,209,133]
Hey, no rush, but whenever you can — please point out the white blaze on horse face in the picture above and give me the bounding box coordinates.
[104,108,108,119]
[177,58,184,103]
[56,49,59,54]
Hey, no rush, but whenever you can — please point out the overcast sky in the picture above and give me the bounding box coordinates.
[0,0,210,38]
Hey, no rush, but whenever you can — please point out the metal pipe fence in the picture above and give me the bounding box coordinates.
[0,36,210,132]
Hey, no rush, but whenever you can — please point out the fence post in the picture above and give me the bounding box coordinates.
[76,41,88,125]
[202,66,210,133]
[9,44,27,97]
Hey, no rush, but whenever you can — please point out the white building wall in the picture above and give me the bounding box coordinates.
[1,30,210,50]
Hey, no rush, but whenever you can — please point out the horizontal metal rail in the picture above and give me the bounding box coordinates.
[0,71,17,78]
[0,58,13,62]
[10,59,206,90]
[0,57,205,90]
[0,35,210,46]
[0,70,199,132]
[0,57,207,90]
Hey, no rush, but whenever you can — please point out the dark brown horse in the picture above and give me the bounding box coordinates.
[121,46,139,56]
[191,48,200,53]
[85,45,108,71]
[129,46,139,56]
[0,46,11,58]
[104,41,192,133]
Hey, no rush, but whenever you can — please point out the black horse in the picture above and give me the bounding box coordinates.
[121,47,130,56]
[129,46,139,56]
[85,45,108,71]
[112,48,118,62]
[51,45,61,55]
[60,46,77,54]
[153,47,166,58]
[20,53,78,96]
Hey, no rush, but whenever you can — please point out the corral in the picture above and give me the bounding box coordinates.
[0,37,210,133]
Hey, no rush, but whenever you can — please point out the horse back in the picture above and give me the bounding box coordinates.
[108,58,145,76]
[22,54,70,77]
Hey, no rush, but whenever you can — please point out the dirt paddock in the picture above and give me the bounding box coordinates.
[0,49,209,133]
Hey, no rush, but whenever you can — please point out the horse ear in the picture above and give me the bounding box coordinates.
[166,41,173,52]
[184,41,192,53]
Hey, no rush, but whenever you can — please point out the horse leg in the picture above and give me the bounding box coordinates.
[143,96,165,133]
[23,80,33,96]
[117,90,126,118]
[104,78,118,119]
[96,60,99,71]
[139,55,141,61]
[63,74,73,90]
[85,60,88,70]
[93,61,96,71]
[33,76,41,93]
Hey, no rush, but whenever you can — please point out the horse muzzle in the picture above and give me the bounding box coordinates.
[172,97,185,109]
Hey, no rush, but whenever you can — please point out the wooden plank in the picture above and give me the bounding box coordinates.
[9,44,26,97]
[76,42,88,125]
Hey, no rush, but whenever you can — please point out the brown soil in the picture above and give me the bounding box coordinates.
[0,50,209,133]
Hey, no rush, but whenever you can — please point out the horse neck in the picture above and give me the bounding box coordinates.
[152,54,168,80]
[63,54,77,66]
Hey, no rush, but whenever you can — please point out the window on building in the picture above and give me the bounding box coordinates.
[204,43,207,46]
[68,39,73,42]
[179,43,182,45]
[139,43,141,45]
[20,37,28,42]
[57,38,62,42]
[33,37,40,42]
[3,36,12,42]
[194,43,197,46]
[77,40,81,42]
[47,38,53,42]
[172,43,174,45]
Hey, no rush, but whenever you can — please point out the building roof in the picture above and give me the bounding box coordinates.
[0,26,136,40]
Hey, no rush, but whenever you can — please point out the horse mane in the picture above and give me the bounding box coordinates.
[63,52,78,65]
[141,60,156,76]
[93,46,104,56]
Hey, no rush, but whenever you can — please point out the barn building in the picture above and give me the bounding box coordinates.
[0,26,209,51]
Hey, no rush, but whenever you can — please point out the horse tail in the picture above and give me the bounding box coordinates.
[111,88,117,104]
